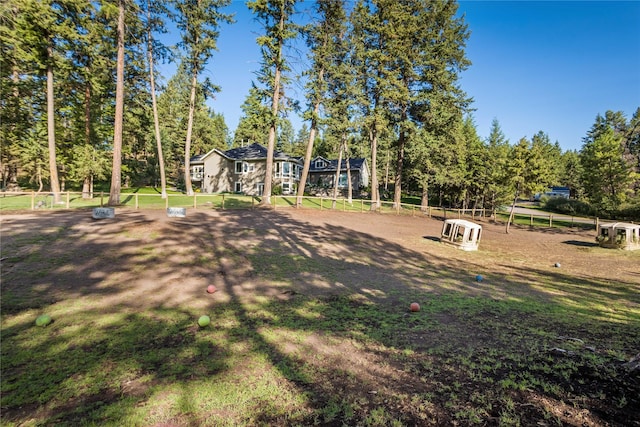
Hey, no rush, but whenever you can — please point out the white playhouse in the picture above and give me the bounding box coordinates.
[596,222,640,251]
[440,219,482,251]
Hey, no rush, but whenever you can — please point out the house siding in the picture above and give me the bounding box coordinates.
[201,153,233,193]
[190,143,306,196]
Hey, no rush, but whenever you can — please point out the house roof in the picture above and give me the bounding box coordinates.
[190,143,298,164]
[309,157,367,172]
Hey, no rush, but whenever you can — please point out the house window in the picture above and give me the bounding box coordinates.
[256,183,264,196]
[338,173,348,188]
[282,162,291,177]
[191,165,204,181]
[236,161,254,174]
[235,182,242,193]
[315,159,325,168]
[282,182,291,194]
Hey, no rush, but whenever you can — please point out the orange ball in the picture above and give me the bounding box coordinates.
[206,285,217,294]
[410,302,420,312]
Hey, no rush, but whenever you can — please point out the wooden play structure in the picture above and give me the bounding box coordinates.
[440,219,482,251]
[596,222,640,251]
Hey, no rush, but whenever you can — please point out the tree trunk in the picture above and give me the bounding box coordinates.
[332,138,345,209]
[184,73,198,196]
[393,119,406,209]
[421,184,429,211]
[84,73,91,145]
[370,124,379,210]
[46,43,61,204]
[82,176,91,199]
[384,149,389,191]
[261,9,285,207]
[147,4,167,199]
[346,139,352,204]
[296,89,322,207]
[108,0,125,206]
[506,184,520,234]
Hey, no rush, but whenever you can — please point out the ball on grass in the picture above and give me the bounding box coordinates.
[206,285,217,294]
[198,315,210,327]
[554,262,561,268]
[35,314,52,327]
[475,274,483,282]
[410,302,420,312]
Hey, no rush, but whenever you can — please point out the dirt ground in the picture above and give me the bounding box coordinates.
[3,207,638,307]
[1,207,639,426]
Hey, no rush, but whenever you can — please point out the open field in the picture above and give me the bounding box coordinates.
[1,208,639,426]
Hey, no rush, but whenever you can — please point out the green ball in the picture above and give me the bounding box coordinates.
[35,314,52,327]
[198,315,210,327]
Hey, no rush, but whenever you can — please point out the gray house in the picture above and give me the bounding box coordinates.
[190,143,302,195]
[306,156,370,197]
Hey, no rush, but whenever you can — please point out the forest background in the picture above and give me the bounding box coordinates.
[1,0,639,219]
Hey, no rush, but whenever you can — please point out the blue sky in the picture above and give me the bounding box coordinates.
[162,1,640,152]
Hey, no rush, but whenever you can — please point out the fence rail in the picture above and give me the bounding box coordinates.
[0,191,599,230]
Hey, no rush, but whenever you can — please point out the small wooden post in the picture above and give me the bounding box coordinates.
[549,215,552,227]
[194,194,197,209]
[530,214,533,226]
[135,194,139,209]
[361,199,364,212]
[100,191,104,207]
[222,194,225,210]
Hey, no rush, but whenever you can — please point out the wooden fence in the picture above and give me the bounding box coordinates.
[0,191,599,230]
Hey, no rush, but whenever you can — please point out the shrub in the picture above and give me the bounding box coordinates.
[542,197,595,217]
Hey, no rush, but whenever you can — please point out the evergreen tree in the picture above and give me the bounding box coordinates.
[108,0,126,205]
[277,118,295,152]
[350,0,386,209]
[143,0,174,198]
[5,0,91,201]
[173,0,233,195]
[483,119,511,216]
[248,0,299,205]
[580,112,636,214]
[559,150,583,198]
[296,0,347,206]
[504,136,551,233]
[233,84,270,146]
[460,115,485,213]
[292,124,310,157]
[157,65,230,182]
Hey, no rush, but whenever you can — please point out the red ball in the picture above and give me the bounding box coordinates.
[410,302,420,312]
[206,285,217,294]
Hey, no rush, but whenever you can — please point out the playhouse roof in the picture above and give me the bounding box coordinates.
[443,219,482,229]
[599,222,640,230]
